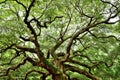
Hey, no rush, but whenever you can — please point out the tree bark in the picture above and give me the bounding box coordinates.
[52,73,68,80]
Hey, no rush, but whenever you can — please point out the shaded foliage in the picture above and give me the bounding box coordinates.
[0,0,120,80]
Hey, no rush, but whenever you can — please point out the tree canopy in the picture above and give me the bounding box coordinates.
[0,0,120,80]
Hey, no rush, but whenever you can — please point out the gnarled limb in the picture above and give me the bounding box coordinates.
[64,64,99,80]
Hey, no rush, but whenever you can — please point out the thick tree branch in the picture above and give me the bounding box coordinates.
[24,70,48,80]
[49,36,71,60]
[61,14,72,40]
[0,44,16,53]
[65,10,120,60]
[23,0,37,37]
[15,0,27,11]
[30,16,63,29]
[0,57,37,77]
[20,35,35,42]
[64,64,99,80]
[100,0,118,9]
[65,27,90,61]
[1,50,21,66]
[16,45,36,53]
[15,0,40,48]
[67,59,92,71]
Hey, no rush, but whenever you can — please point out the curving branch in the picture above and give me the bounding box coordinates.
[0,57,34,77]
[1,50,21,66]
[64,8,120,57]
[91,61,114,68]
[64,27,90,62]
[71,54,95,64]
[16,45,36,53]
[29,16,63,29]
[15,0,37,37]
[0,44,16,53]
[66,59,92,73]
[20,35,35,42]
[100,0,119,9]
[70,0,93,18]
[49,36,71,60]
[60,13,72,40]
[15,0,27,11]
[88,30,120,41]
[64,64,99,80]
[24,70,48,80]
[24,0,37,35]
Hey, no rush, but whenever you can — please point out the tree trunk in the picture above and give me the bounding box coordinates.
[52,73,68,80]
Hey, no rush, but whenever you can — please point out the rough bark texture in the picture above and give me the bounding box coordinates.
[52,74,67,80]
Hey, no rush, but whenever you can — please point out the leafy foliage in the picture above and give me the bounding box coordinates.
[0,0,120,80]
